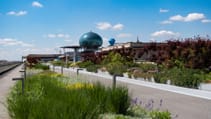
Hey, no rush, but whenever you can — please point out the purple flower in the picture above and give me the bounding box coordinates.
[139,100,142,105]
[131,97,138,105]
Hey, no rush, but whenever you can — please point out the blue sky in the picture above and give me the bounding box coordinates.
[0,0,211,60]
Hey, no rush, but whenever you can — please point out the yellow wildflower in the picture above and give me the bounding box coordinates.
[66,83,93,90]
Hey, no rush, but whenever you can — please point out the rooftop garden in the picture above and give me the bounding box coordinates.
[50,37,211,89]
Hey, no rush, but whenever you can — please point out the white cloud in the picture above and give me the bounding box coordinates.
[46,33,70,39]
[112,23,124,30]
[32,1,43,8]
[47,34,56,38]
[7,11,27,16]
[96,22,112,30]
[169,15,184,21]
[0,38,33,47]
[169,13,205,22]
[160,8,169,13]
[116,33,132,38]
[161,13,208,24]
[201,19,211,23]
[96,22,124,30]
[185,13,205,21]
[161,20,172,24]
[151,30,179,38]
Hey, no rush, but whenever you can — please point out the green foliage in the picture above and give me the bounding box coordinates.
[102,52,129,75]
[99,113,141,119]
[33,63,49,70]
[76,61,100,73]
[203,72,211,83]
[127,105,149,118]
[125,62,139,68]
[69,62,80,67]
[102,52,126,65]
[8,71,173,119]
[51,60,65,66]
[154,66,204,88]
[132,71,152,79]
[126,63,157,79]
[150,111,171,119]
[77,60,94,68]
[51,60,72,67]
[127,105,171,119]
[106,62,127,75]
[138,63,157,72]
[7,71,130,119]
[100,108,171,119]
[86,65,99,73]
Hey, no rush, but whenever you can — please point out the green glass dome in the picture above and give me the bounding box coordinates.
[79,31,103,49]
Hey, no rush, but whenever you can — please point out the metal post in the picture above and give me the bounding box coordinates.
[76,68,83,79]
[113,75,117,89]
[13,77,24,94]
[61,65,63,74]
[24,61,26,80]
[22,77,24,94]
[65,55,68,68]
[77,68,80,75]
[73,49,76,63]
[13,57,27,95]
[53,65,55,72]
[12,62,26,94]
[112,74,122,89]
[63,48,68,68]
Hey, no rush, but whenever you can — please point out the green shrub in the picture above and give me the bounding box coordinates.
[150,111,171,119]
[99,113,141,119]
[51,60,65,66]
[127,105,149,118]
[77,61,100,73]
[203,72,211,83]
[133,71,152,79]
[106,62,127,75]
[33,63,49,70]
[102,52,126,65]
[69,62,81,67]
[77,61,94,68]
[101,52,146,77]
[138,63,157,72]
[154,67,203,88]
[86,65,99,73]
[127,98,172,119]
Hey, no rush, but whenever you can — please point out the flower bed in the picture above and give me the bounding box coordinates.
[7,71,171,119]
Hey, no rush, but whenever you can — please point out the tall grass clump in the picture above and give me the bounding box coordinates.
[7,71,130,119]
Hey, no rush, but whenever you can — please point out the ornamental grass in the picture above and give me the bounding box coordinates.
[7,71,130,119]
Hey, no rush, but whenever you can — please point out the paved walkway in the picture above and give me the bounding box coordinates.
[53,66,211,119]
[0,65,22,119]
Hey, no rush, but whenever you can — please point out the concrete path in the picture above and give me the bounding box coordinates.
[53,67,211,119]
[0,65,22,119]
